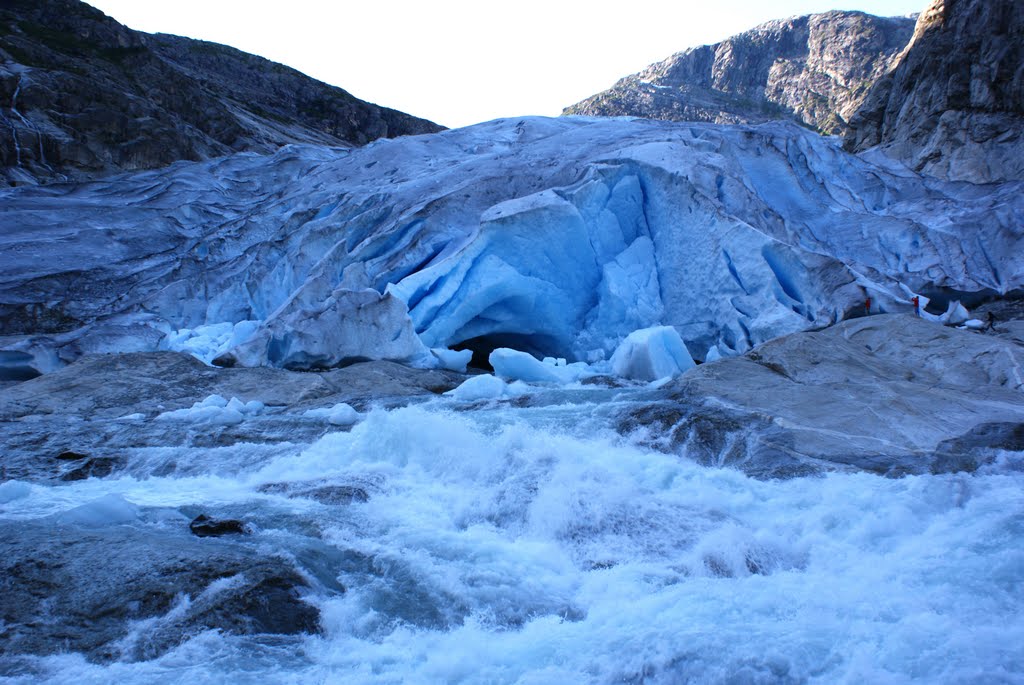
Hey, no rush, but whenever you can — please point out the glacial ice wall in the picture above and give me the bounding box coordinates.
[1,117,1021,372]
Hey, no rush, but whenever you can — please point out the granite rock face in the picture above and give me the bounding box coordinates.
[0,0,443,185]
[564,11,914,136]
[845,0,1024,182]
[618,314,1024,478]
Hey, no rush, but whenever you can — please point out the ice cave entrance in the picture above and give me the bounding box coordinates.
[452,332,565,371]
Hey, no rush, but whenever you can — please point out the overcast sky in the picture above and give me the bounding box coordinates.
[85,0,924,129]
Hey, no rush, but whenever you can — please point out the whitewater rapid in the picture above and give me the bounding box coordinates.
[1,387,1022,684]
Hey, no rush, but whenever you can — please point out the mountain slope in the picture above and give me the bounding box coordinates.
[0,0,443,185]
[845,0,1024,182]
[563,11,914,136]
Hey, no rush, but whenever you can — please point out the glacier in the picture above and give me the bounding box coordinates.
[1,116,1021,376]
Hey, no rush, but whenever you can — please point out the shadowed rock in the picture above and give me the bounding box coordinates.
[845,0,1024,182]
[0,521,321,663]
[0,0,442,185]
[189,514,247,537]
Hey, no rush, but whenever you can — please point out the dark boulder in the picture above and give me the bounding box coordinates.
[189,514,247,537]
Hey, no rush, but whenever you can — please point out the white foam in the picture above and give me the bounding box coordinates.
[5,399,1022,683]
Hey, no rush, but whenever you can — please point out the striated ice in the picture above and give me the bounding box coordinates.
[2,117,1022,371]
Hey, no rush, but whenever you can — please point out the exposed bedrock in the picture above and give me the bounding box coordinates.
[618,315,1024,478]
[845,0,1024,183]
[1,118,1022,371]
[0,352,465,483]
[0,520,322,663]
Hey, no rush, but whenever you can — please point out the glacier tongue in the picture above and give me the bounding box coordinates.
[1,117,1021,371]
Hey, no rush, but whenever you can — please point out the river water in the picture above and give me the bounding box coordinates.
[2,386,1022,684]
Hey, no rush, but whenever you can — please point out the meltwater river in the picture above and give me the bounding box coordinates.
[1,385,1022,684]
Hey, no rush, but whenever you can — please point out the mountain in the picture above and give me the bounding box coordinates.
[845,0,1024,183]
[563,11,914,136]
[0,0,443,185]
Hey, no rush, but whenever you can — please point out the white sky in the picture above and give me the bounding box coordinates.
[84,0,924,129]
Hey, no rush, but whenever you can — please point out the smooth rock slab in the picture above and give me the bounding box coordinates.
[619,315,1024,477]
[0,352,467,483]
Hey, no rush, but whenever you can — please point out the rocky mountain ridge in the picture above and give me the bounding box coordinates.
[563,10,915,136]
[845,0,1024,182]
[0,0,443,185]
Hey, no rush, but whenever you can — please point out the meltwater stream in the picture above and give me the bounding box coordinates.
[1,386,1022,684]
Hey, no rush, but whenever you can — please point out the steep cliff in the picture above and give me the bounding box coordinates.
[845,0,1024,183]
[0,0,443,185]
[563,11,914,136]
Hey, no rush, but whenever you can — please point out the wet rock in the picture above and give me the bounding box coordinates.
[301,486,369,505]
[59,456,120,481]
[931,422,1024,474]
[54,450,89,460]
[259,481,371,505]
[0,353,467,483]
[0,521,323,662]
[189,514,247,537]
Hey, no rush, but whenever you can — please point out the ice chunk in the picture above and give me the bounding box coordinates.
[610,326,696,381]
[489,348,591,384]
[201,394,229,409]
[942,301,970,325]
[446,374,512,401]
[304,403,362,426]
[156,394,262,424]
[962,319,986,330]
[431,347,473,373]
[220,289,432,370]
[0,480,31,504]
[162,320,260,364]
[59,494,139,527]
